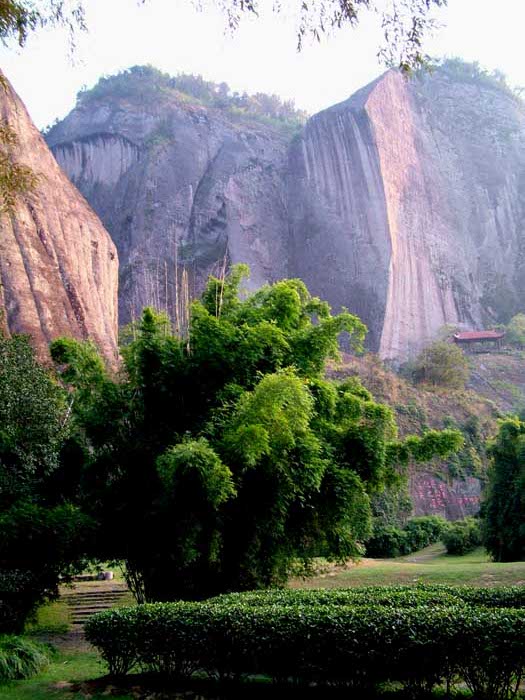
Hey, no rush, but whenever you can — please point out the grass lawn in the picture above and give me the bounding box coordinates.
[291,545,525,588]
[25,600,71,637]
[0,650,128,700]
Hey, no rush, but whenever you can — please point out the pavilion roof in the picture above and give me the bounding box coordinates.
[453,330,505,341]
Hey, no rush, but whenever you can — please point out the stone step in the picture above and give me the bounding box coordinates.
[64,595,127,604]
[59,582,131,629]
[70,605,121,613]
[71,606,124,621]
[65,591,127,597]
[63,593,129,602]
[64,587,128,594]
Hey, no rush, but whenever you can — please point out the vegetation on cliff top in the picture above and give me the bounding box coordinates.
[74,65,309,136]
[436,57,525,103]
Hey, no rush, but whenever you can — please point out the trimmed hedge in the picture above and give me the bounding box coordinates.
[86,586,525,699]
[209,584,525,609]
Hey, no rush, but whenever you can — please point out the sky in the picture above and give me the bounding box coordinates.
[0,0,524,129]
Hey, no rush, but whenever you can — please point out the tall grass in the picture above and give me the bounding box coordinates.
[0,636,51,682]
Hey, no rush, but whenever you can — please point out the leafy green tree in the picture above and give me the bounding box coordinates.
[506,313,525,348]
[0,334,65,507]
[0,1,85,47]
[482,418,525,562]
[52,267,462,601]
[0,333,92,632]
[411,340,470,389]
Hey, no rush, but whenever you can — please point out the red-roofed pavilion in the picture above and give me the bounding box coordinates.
[453,330,505,350]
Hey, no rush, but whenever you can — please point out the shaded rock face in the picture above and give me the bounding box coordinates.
[410,472,482,521]
[49,68,525,359]
[48,97,290,324]
[0,75,119,363]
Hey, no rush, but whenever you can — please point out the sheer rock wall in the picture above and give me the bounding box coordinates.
[0,74,119,363]
[48,69,525,360]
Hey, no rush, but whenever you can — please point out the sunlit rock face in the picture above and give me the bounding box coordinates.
[289,70,525,360]
[0,74,119,364]
[49,66,525,359]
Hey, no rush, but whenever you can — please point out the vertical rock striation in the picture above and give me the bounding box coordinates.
[48,94,289,324]
[289,70,525,359]
[48,65,525,360]
[0,74,118,363]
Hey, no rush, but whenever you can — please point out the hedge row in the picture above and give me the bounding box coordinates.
[210,584,525,610]
[86,589,525,699]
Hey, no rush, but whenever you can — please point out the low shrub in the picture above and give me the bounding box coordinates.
[0,635,51,682]
[453,608,525,700]
[210,584,525,610]
[443,517,482,555]
[85,586,525,699]
[404,515,447,548]
[440,585,525,609]
[366,516,447,558]
[209,585,466,609]
[365,525,408,557]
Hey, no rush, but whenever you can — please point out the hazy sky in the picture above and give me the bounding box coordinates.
[0,0,524,129]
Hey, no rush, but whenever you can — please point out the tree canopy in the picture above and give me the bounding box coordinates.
[410,340,470,389]
[506,313,525,348]
[0,333,65,508]
[207,0,447,71]
[72,65,308,135]
[51,266,462,602]
[0,1,85,48]
[1,1,446,71]
[0,333,91,632]
[483,417,525,562]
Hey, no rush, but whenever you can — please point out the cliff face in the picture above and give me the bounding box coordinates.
[0,75,119,363]
[289,70,525,359]
[48,93,290,324]
[48,66,525,359]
